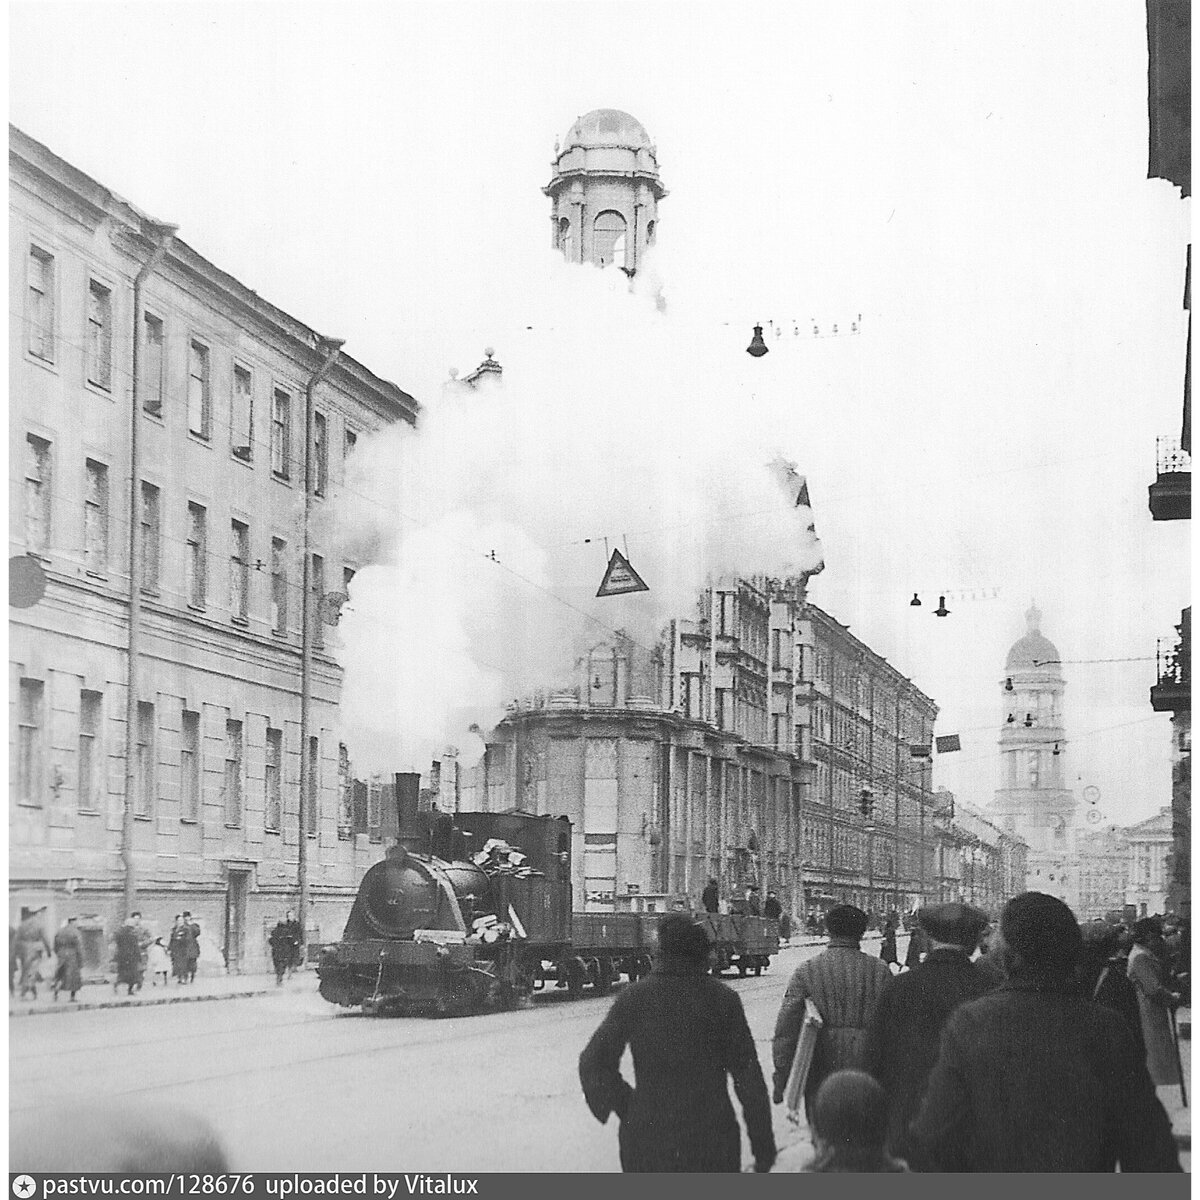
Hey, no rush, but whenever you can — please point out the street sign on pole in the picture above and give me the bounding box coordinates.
[596,549,649,597]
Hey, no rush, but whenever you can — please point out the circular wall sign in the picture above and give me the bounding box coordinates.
[9,556,46,608]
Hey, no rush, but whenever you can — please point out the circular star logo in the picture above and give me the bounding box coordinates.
[12,1176,37,1199]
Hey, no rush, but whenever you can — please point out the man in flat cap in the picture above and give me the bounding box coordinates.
[861,902,993,1158]
[772,904,892,1122]
[905,892,1179,1172]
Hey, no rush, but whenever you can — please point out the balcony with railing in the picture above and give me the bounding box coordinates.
[1151,608,1190,714]
[1148,436,1191,521]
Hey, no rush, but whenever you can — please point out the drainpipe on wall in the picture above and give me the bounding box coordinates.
[298,336,345,954]
[123,220,178,921]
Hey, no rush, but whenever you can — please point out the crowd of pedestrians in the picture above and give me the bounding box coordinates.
[580,891,1188,1173]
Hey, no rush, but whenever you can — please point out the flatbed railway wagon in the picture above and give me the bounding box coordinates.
[317,781,778,1016]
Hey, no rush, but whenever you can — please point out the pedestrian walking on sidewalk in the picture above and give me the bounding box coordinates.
[803,1070,908,1173]
[701,878,719,915]
[168,915,188,983]
[1127,917,1183,1088]
[579,914,776,1173]
[179,912,201,983]
[147,937,170,987]
[861,902,991,1158]
[15,907,53,999]
[52,916,84,1002]
[114,913,145,995]
[772,905,892,1123]
[281,909,303,977]
[269,915,299,986]
[879,914,899,971]
[905,892,1180,1172]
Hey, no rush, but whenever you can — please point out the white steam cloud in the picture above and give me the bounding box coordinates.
[327,250,824,776]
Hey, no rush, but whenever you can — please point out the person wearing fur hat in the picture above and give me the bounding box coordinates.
[579,914,776,1173]
[771,904,892,1123]
[861,902,993,1158]
[803,1070,907,1173]
[905,892,1179,1172]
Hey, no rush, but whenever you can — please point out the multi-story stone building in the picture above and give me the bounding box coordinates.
[929,788,1027,913]
[1125,806,1175,917]
[1150,607,1190,916]
[989,605,1080,911]
[1075,827,1131,920]
[9,126,417,971]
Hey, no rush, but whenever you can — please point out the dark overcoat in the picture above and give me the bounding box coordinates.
[772,938,893,1107]
[905,975,1180,1172]
[113,924,144,987]
[861,947,993,1155]
[52,926,84,995]
[579,958,776,1172]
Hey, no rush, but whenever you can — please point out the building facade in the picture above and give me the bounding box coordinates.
[1125,806,1175,917]
[989,605,1080,910]
[1075,827,1132,920]
[9,127,417,972]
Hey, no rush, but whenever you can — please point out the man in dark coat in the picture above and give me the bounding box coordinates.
[281,909,303,976]
[772,904,892,1121]
[113,913,145,995]
[269,914,299,985]
[179,912,201,983]
[1127,916,1183,1087]
[905,892,1180,1172]
[168,915,187,982]
[14,907,52,999]
[52,916,84,1002]
[879,914,899,968]
[579,914,776,1173]
[701,878,719,914]
[763,891,782,920]
[861,901,992,1157]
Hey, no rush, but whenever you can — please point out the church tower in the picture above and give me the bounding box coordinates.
[543,109,667,275]
[990,604,1079,907]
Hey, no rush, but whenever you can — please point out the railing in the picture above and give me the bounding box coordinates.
[1156,436,1191,475]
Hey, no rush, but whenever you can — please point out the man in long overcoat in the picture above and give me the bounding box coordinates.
[905,892,1180,1172]
[269,914,299,985]
[772,904,892,1121]
[179,912,201,983]
[52,916,84,1002]
[579,914,776,1173]
[701,878,719,915]
[113,913,145,994]
[168,915,187,982]
[1127,917,1182,1087]
[861,902,993,1157]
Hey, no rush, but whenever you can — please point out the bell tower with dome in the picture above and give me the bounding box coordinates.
[990,604,1080,909]
[543,108,667,275]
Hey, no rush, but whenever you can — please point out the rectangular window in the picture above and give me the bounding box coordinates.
[86,279,112,389]
[232,365,253,461]
[271,538,288,633]
[180,709,200,822]
[24,435,52,554]
[17,679,44,806]
[311,553,325,649]
[28,246,55,361]
[313,411,328,496]
[83,460,109,574]
[344,427,357,462]
[188,340,211,437]
[224,719,243,826]
[230,520,249,621]
[78,689,102,811]
[272,389,291,479]
[143,313,165,415]
[186,502,207,607]
[135,701,155,817]
[306,736,319,835]
[338,743,353,835]
[139,482,160,590]
[265,727,283,833]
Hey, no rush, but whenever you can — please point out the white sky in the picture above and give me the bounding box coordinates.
[10,1,1191,825]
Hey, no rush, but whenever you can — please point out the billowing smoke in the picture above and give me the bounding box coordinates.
[327,249,824,776]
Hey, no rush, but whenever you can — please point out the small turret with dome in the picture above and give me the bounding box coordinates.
[544,108,667,275]
[1005,604,1061,674]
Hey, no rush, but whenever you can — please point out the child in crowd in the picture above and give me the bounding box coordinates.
[803,1070,908,1173]
[146,937,170,987]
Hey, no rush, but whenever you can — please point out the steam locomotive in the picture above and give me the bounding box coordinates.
[317,777,778,1016]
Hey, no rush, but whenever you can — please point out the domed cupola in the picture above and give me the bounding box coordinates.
[1005,603,1061,673]
[544,108,667,275]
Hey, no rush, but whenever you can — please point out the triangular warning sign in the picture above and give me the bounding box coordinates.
[596,549,649,597]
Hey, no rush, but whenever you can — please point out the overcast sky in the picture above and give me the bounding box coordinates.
[10,1,1191,826]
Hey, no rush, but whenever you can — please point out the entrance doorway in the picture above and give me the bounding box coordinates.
[224,869,251,973]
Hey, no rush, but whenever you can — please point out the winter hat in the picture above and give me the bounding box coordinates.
[825,905,869,940]
[1000,892,1082,977]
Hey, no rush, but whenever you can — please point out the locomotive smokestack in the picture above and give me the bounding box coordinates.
[394,772,424,852]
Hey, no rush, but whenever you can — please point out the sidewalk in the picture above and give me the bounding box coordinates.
[9,970,313,1017]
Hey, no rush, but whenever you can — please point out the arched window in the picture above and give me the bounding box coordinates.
[593,210,627,268]
[557,216,573,262]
